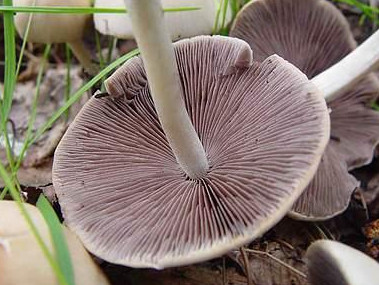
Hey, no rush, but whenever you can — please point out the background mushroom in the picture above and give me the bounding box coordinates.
[14,0,97,75]
[94,0,231,41]
[306,240,379,285]
[53,0,329,269]
[0,201,109,285]
[230,0,379,220]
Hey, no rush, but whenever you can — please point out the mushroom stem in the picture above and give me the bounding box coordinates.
[312,29,379,102]
[123,0,209,179]
[68,40,99,76]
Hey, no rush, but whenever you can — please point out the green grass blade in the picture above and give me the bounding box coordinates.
[30,48,140,145]
[334,0,379,24]
[95,31,105,70]
[1,0,17,169]
[213,0,223,33]
[37,195,75,285]
[220,0,230,31]
[2,0,16,123]
[15,5,34,78]
[0,186,8,199]
[15,0,38,79]
[0,6,200,14]
[107,37,117,65]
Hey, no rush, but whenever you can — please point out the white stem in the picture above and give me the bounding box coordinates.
[68,40,99,76]
[312,29,379,102]
[123,0,209,179]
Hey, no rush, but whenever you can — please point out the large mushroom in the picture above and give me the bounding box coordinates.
[94,0,231,41]
[52,0,330,268]
[14,0,97,75]
[306,240,379,285]
[230,0,379,220]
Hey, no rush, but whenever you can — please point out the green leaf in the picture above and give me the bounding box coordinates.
[37,195,75,285]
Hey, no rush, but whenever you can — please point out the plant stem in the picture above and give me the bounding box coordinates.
[312,29,379,102]
[123,0,209,179]
[2,0,16,170]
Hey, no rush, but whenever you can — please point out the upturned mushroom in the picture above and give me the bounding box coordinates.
[306,240,379,285]
[0,201,109,285]
[230,0,379,220]
[14,0,97,75]
[94,0,231,41]
[52,0,330,268]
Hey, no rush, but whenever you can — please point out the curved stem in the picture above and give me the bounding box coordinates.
[312,29,379,102]
[68,40,99,76]
[123,0,209,179]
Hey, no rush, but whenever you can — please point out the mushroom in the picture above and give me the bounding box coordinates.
[230,0,379,220]
[52,0,330,268]
[306,240,379,285]
[94,0,231,41]
[0,201,109,285]
[14,0,97,75]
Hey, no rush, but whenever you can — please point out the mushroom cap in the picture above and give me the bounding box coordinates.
[14,0,91,44]
[0,201,109,285]
[53,35,330,268]
[94,0,230,40]
[306,240,379,285]
[230,0,379,220]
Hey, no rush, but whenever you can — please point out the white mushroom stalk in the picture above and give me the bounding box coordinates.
[123,0,209,179]
[312,29,379,102]
[67,41,97,75]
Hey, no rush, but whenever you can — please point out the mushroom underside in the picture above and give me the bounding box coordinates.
[230,0,379,220]
[53,36,329,268]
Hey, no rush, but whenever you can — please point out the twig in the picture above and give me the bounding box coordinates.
[240,247,254,285]
[355,188,370,220]
[244,248,307,279]
[222,256,227,285]
[274,238,295,251]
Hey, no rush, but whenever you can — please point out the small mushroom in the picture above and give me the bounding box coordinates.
[52,0,330,268]
[230,0,379,220]
[14,0,97,75]
[0,201,109,285]
[94,0,230,40]
[306,240,379,285]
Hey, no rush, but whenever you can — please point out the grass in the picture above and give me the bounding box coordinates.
[37,195,75,285]
[334,0,379,25]
[214,0,251,34]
